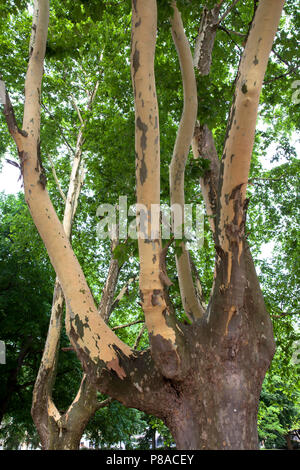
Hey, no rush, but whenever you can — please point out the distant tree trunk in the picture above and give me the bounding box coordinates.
[0,338,32,425]
[152,429,156,450]
[285,433,294,450]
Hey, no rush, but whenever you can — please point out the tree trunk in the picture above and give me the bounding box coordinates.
[47,427,82,450]
[285,433,294,450]
[165,365,265,450]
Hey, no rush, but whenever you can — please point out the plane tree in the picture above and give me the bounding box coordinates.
[1,0,299,450]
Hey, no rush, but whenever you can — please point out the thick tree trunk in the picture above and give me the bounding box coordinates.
[96,232,275,450]
[46,426,82,450]
[98,294,274,450]
[165,365,265,450]
[285,433,294,450]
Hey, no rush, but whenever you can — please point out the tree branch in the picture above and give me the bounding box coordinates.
[47,154,67,202]
[133,324,146,350]
[2,9,135,447]
[193,3,222,75]
[218,0,241,25]
[191,3,222,232]
[112,319,144,331]
[106,274,138,319]
[216,0,285,286]
[95,397,112,410]
[132,0,188,380]
[169,1,204,321]
[219,26,246,38]
[42,102,76,157]
[192,123,220,235]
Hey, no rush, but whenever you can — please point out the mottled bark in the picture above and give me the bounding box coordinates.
[216,0,286,287]
[4,0,133,381]
[193,3,222,75]
[169,2,204,322]
[192,123,220,235]
[131,0,188,380]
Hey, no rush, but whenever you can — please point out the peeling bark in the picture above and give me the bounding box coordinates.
[14,0,133,381]
[169,2,204,322]
[193,3,222,75]
[217,0,286,287]
[131,0,188,380]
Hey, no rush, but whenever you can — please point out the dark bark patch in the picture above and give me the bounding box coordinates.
[149,333,180,379]
[241,83,248,94]
[136,118,148,185]
[151,294,160,306]
[73,314,89,340]
[136,117,148,150]
[253,55,259,65]
[151,289,163,306]
[229,183,244,201]
[140,155,147,185]
[138,205,148,237]
[132,44,140,77]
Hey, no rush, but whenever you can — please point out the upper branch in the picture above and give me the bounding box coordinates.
[131,0,189,380]
[216,0,285,283]
[193,3,222,76]
[218,0,241,25]
[192,123,220,235]
[169,1,204,321]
